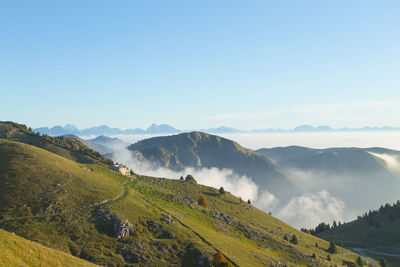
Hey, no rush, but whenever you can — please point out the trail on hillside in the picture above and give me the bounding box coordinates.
[0,178,130,223]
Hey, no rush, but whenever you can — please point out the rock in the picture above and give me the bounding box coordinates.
[161,213,174,224]
[158,230,175,239]
[96,209,134,238]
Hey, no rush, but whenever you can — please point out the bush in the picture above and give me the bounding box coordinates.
[198,195,209,208]
[356,256,363,266]
[283,234,288,241]
[219,187,225,195]
[213,252,229,267]
[185,175,197,183]
[312,253,316,259]
[328,241,337,253]
[290,235,298,245]
[380,258,388,267]
[327,255,331,261]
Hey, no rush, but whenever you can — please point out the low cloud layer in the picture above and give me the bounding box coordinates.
[368,152,400,173]
[110,147,349,228]
[276,191,346,229]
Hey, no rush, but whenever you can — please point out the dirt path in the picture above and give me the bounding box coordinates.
[0,180,129,223]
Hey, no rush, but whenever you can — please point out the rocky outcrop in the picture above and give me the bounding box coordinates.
[96,209,134,238]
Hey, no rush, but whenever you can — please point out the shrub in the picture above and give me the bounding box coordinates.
[356,256,363,266]
[327,255,331,261]
[380,258,388,267]
[315,242,319,248]
[328,241,337,253]
[185,175,197,183]
[283,234,288,241]
[290,235,298,245]
[198,195,209,208]
[312,253,316,259]
[213,252,229,267]
[219,187,225,195]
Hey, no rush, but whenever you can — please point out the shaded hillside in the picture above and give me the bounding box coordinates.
[0,229,97,267]
[317,201,400,266]
[0,121,112,165]
[88,135,127,154]
[0,139,367,266]
[257,146,400,217]
[127,132,297,199]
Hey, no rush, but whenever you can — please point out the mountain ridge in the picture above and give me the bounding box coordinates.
[33,123,400,136]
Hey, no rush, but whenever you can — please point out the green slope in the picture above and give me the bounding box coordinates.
[0,229,98,267]
[317,202,400,266]
[0,137,368,266]
[127,131,297,200]
[0,121,112,165]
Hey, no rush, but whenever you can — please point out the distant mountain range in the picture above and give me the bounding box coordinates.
[33,123,400,137]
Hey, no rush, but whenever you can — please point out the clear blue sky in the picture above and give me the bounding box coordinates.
[1,0,400,130]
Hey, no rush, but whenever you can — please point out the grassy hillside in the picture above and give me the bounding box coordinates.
[0,138,372,266]
[0,121,112,165]
[127,131,297,200]
[0,229,97,267]
[0,139,124,218]
[317,202,400,266]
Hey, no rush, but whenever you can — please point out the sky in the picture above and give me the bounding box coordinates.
[1,0,400,130]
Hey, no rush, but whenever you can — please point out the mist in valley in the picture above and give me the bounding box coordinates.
[89,132,400,229]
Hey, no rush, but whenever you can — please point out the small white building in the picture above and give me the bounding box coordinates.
[110,163,131,176]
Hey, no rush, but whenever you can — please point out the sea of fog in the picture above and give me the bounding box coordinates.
[86,131,400,229]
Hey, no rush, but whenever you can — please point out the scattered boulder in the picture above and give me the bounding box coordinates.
[96,209,134,238]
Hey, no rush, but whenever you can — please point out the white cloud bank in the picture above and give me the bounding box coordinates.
[368,152,400,173]
[276,191,346,229]
[111,147,346,229]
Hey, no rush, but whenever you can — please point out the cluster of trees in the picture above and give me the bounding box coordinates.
[301,220,343,235]
[356,200,400,224]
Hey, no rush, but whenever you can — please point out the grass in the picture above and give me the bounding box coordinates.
[0,228,97,266]
[318,204,400,266]
[0,138,375,266]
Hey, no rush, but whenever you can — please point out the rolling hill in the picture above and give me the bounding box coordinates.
[0,124,369,266]
[316,201,400,266]
[0,121,112,165]
[0,228,97,267]
[127,131,298,200]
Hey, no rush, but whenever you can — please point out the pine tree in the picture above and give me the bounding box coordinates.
[219,186,225,195]
[380,258,388,267]
[290,234,298,245]
[247,199,251,204]
[327,255,331,261]
[328,241,337,253]
[356,256,363,266]
[283,234,288,241]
